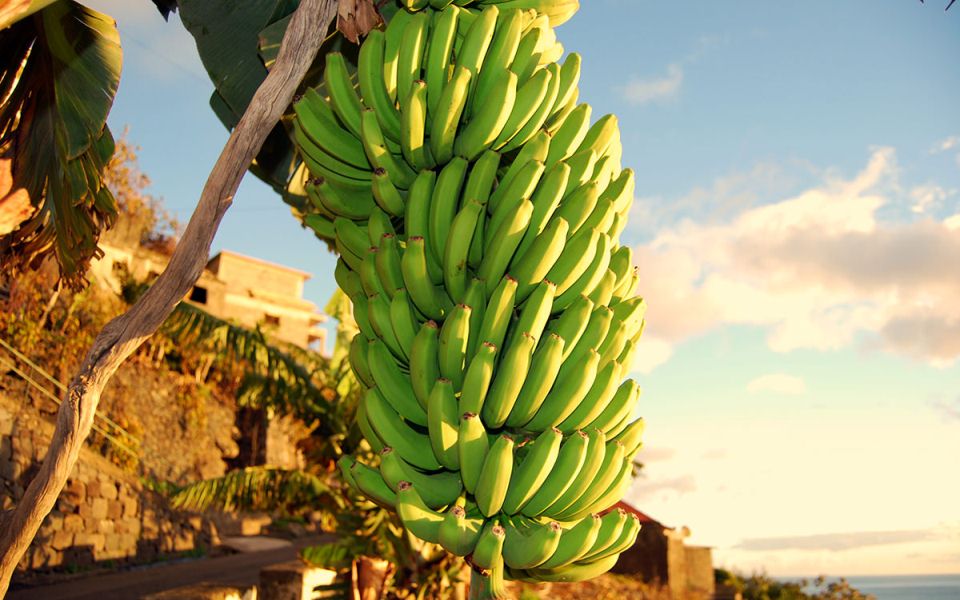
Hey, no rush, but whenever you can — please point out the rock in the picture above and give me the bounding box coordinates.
[101,482,118,500]
[63,514,83,533]
[51,531,74,551]
[108,499,123,520]
[259,560,337,600]
[90,497,108,520]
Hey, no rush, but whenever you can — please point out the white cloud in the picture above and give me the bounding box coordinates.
[630,147,960,372]
[621,64,683,105]
[931,135,959,153]
[746,373,806,396]
[633,474,697,500]
[735,528,940,552]
[909,184,953,214]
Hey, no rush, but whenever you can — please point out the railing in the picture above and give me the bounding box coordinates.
[0,336,143,463]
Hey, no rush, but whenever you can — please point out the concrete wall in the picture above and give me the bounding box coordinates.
[0,400,217,577]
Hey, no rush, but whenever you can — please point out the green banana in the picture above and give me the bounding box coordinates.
[493,66,553,150]
[324,52,363,138]
[401,236,451,320]
[367,340,428,426]
[463,149,501,206]
[429,156,469,262]
[502,518,562,569]
[509,217,568,301]
[478,199,534,296]
[361,109,417,189]
[582,512,640,563]
[457,70,519,161]
[383,8,412,102]
[472,8,523,115]
[475,433,515,516]
[539,428,606,518]
[505,332,565,427]
[557,360,623,433]
[562,305,612,370]
[351,459,397,509]
[425,6,460,115]
[405,169,437,243]
[521,429,589,517]
[389,289,419,361]
[348,333,376,388]
[409,320,440,408]
[500,62,561,152]
[367,293,405,360]
[430,65,472,165]
[456,5,499,80]
[376,233,405,298]
[397,11,430,114]
[463,278,487,361]
[526,553,621,583]
[364,387,441,471]
[367,206,396,245]
[380,447,462,508]
[562,148,599,196]
[501,427,563,513]
[545,226,600,299]
[439,504,485,556]
[552,231,611,311]
[471,521,506,571]
[507,279,555,349]
[544,293,593,361]
[401,80,434,171]
[577,113,619,158]
[294,90,369,168]
[536,513,601,569]
[565,455,634,521]
[553,181,600,237]
[359,247,388,299]
[545,103,590,166]
[427,378,461,470]
[549,51,582,122]
[476,275,518,351]
[588,268,617,308]
[396,481,444,544]
[481,331,536,428]
[358,29,403,142]
[588,380,641,435]
[486,159,545,248]
[523,347,599,431]
[552,441,625,520]
[612,417,645,458]
[459,412,490,494]
[438,302,472,389]
[443,198,484,302]
[355,393,385,453]
[460,341,497,415]
[513,161,571,261]
[488,129,551,213]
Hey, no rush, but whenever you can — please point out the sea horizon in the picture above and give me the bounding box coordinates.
[774,573,960,600]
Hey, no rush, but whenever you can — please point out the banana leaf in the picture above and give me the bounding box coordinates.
[0,0,121,286]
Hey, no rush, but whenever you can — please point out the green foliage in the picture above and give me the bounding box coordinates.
[716,570,876,600]
[169,466,340,514]
[0,0,121,285]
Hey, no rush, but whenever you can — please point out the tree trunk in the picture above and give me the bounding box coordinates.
[0,0,337,593]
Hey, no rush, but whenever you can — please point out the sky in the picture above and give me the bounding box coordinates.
[83,0,960,578]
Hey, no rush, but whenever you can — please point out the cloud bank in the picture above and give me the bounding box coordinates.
[621,64,684,105]
[631,148,960,372]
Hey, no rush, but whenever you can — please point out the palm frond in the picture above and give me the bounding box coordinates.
[169,466,340,513]
[163,302,335,424]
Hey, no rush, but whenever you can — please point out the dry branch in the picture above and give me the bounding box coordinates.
[0,0,337,592]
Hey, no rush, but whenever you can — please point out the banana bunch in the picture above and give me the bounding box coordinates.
[295,1,646,591]
[399,0,579,27]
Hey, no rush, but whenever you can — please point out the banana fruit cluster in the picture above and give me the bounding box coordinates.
[294,0,646,588]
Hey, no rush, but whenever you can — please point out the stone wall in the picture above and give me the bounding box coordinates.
[0,398,218,578]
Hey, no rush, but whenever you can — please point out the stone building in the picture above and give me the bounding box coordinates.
[611,502,716,599]
[91,245,327,353]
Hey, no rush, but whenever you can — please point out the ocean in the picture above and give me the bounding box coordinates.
[845,574,960,600]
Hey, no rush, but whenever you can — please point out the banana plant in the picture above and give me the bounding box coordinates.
[0,0,121,285]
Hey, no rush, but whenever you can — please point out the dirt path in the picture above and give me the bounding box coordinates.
[10,535,334,600]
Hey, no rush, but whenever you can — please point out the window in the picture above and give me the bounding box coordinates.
[264,314,280,326]
[189,286,208,304]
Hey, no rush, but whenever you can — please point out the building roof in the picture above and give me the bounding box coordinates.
[610,501,669,528]
[207,250,313,279]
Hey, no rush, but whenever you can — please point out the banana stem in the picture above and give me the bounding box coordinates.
[468,564,509,599]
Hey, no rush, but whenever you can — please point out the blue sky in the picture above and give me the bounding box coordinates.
[85,0,960,577]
